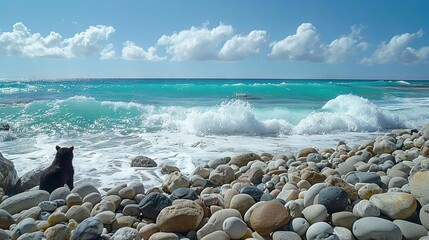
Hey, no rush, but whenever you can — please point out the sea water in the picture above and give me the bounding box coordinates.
[1,79,429,190]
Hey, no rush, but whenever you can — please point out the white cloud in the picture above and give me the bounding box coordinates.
[269,23,368,63]
[362,30,429,64]
[0,22,115,58]
[121,41,164,61]
[100,44,116,60]
[218,30,267,61]
[156,23,266,61]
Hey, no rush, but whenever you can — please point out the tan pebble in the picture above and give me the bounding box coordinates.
[106,183,127,196]
[48,212,67,226]
[45,224,70,240]
[81,202,93,212]
[55,205,69,213]
[68,219,78,230]
[37,220,50,231]
[66,193,82,207]
[139,223,160,240]
[148,232,179,240]
[200,230,230,240]
[250,201,290,236]
[210,205,223,215]
[358,183,382,200]
[230,194,255,216]
[66,205,90,223]
[223,188,239,209]
[118,187,136,199]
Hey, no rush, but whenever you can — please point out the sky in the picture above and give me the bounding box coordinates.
[0,1,429,80]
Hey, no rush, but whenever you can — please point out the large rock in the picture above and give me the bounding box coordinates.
[70,217,103,240]
[131,156,157,167]
[0,209,14,229]
[369,192,417,220]
[156,200,204,233]
[317,186,349,214]
[250,200,290,236]
[393,220,428,240]
[409,158,429,205]
[71,182,100,198]
[0,190,49,214]
[419,123,429,140]
[207,208,241,230]
[222,216,247,239]
[14,168,44,194]
[297,148,318,158]
[209,165,235,185]
[374,140,397,154]
[0,152,17,194]
[352,217,402,240]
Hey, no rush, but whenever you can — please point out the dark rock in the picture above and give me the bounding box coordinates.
[307,153,324,163]
[138,192,172,220]
[207,157,231,169]
[14,168,44,194]
[239,186,264,202]
[170,188,199,201]
[260,193,275,201]
[317,186,349,214]
[70,217,103,240]
[130,156,157,167]
[0,123,9,131]
[161,165,180,175]
[345,171,381,186]
[0,152,17,194]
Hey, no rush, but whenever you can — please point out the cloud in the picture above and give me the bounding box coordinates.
[0,22,115,58]
[269,23,368,63]
[100,44,115,60]
[121,41,164,61]
[156,23,267,61]
[362,30,429,64]
[218,30,267,61]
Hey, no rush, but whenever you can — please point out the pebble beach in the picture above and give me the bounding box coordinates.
[1,124,429,240]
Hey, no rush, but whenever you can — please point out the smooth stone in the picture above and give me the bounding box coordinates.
[111,216,136,232]
[345,171,381,185]
[317,186,349,214]
[190,175,207,187]
[70,183,99,198]
[200,230,230,240]
[409,158,429,205]
[65,193,82,207]
[420,204,429,231]
[162,171,190,193]
[388,177,408,189]
[139,223,159,240]
[208,157,231,169]
[301,170,327,185]
[333,227,354,240]
[49,187,71,201]
[160,165,180,175]
[70,217,103,240]
[192,166,211,179]
[0,209,14,229]
[393,219,428,240]
[304,183,326,207]
[302,204,328,224]
[0,152,17,194]
[156,200,203,233]
[44,224,70,240]
[197,222,217,239]
[82,192,102,206]
[272,231,301,240]
[48,212,68,226]
[290,217,310,236]
[118,187,136,199]
[374,140,397,154]
[170,188,199,201]
[297,148,318,158]
[250,201,290,236]
[14,169,43,194]
[286,200,305,219]
[131,155,157,167]
[240,167,264,185]
[16,231,45,240]
[352,217,402,240]
[148,232,179,240]
[11,218,37,238]
[111,227,139,240]
[229,153,261,167]
[40,211,50,221]
[209,165,235,185]
[357,183,382,200]
[223,216,247,239]
[306,221,339,240]
[239,186,264,202]
[91,200,116,216]
[369,192,417,219]
[106,183,127,196]
[0,190,49,215]
[139,192,172,220]
[128,180,145,195]
[38,201,58,212]
[0,229,9,240]
[94,211,115,224]
[325,176,358,201]
[353,199,380,217]
[123,204,140,217]
[103,195,121,210]
[230,194,256,216]
[16,206,42,223]
[66,205,90,223]
[331,211,357,230]
[207,209,241,230]
[276,189,299,202]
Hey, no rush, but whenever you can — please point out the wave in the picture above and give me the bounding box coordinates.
[2,94,428,139]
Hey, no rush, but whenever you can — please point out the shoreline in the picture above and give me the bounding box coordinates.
[0,124,428,239]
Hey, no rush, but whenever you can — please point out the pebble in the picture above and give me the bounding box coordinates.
[94,210,115,224]
[47,212,68,226]
[0,190,49,215]
[65,193,82,207]
[118,187,136,199]
[352,217,402,240]
[222,216,247,239]
[209,165,235,185]
[306,221,338,240]
[207,209,241,230]
[290,217,310,236]
[38,201,58,212]
[249,200,290,236]
[16,231,45,240]
[170,188,199,200]
[44,224,70,240]
[302,204,328,224]
[393,219,428,240]
[0,208,14,229]
[139,223,160,240]
[66,205,90,222]
[91,200,116,216]
[272,231,302,240]
[149,232,179,240]
[156,200,204,233]
[70,183,100,198]
[111,227,139,240]
[352,199,380,217]
[239,186,264,202]
[123,204,140,217]
[357,183,382,199]
[70,217,103,240]
[230,194,256,216]
[331,211,357,230]
[201,230,230,240]
[369,192,417,219]
[333,227,354,240]
[162,171,191,193]
[11,218,37,239]
[409,158,429,205]
[49,187,71,201]
[304,183,326,207]
[317,186,349,214]
[138,192,172,220]
[82,192,102,206]
[420,204,429,230]
[128,180,146,195]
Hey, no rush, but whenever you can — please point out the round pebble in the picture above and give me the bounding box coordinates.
[222,216,247,239]
[352,217,402,240]
[317,186,349,214]
[306,221,338,240]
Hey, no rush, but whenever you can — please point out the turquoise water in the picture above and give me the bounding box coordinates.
[1,79,429,189]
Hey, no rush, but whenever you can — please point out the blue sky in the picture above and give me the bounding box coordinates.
[0,1,428,79]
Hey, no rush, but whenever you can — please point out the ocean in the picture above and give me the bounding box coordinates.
[1,79,429,190]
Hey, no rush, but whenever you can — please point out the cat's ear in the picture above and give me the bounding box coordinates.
[70,146,74,152]
[56,145,61,151]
